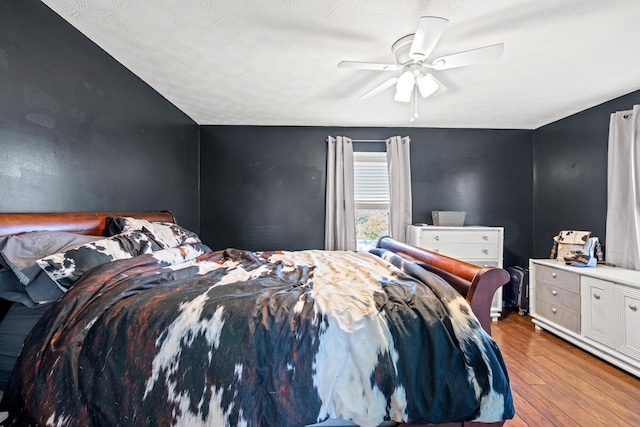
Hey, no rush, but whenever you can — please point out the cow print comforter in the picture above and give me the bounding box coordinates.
[3,241,514,426]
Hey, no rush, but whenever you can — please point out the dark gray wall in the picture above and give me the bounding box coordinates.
[533,89,640,259]
[200,126,533,267]
[200,126,327,252]
[410,128,533,267]
[0,0,200,231]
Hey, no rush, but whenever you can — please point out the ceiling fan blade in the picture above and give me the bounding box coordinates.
[430,43,504,70]
[409,16,449,61]
[359,77,399,99]
[338,61,400,71]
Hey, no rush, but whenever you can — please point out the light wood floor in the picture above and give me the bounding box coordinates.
[492,310,640,426]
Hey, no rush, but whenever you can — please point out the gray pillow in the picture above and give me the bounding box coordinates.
[0,267,33,308]
[0,231,102,306]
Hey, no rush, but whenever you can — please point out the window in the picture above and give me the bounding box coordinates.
[353,151,390,251]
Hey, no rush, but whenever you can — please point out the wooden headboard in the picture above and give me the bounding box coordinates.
[378,236,509,335]
[0,211,176,237]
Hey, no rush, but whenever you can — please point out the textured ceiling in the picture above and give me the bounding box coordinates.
[41,0,640,129]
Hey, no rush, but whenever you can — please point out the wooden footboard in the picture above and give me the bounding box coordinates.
[377,236,509,336]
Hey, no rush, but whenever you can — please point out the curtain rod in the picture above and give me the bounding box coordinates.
[351,139,387,142]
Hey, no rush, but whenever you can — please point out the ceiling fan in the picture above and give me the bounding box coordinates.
[338,16,504,121]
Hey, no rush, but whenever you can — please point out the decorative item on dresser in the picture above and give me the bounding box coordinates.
[406,224,505,321]
[530,259,640,378]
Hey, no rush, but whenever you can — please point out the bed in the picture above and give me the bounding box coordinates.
[0,211,513,427]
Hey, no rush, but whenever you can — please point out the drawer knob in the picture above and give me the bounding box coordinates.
[551,273,557,278]
[482,235,488,240]
[434,235,440,241]
[551,290,558,296]
[594,293,601,300]
[482,249,489,254]
[551,307,557,314]
[630,305,638,312]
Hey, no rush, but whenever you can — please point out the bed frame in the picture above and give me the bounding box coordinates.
[377,236,509,336]
[0,212,508,427]
[0,212,509,336]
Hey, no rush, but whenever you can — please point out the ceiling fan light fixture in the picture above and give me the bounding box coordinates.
[337,15,504,118]
[394,71,415,103]
[417,73,439,98]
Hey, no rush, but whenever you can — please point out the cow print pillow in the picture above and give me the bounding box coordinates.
[36,220,201,292]
[105,217,200,248]
[36,230,160,291]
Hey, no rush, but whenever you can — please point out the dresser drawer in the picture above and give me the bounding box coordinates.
[537,283,580,313]
[535,299,581,333]
[424,243,499,259]
[465,259,500,268]
[535,265,580,293]
[417,229,499,245]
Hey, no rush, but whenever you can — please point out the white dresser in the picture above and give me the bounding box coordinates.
[406,225,505,321]
[530,259,640,377]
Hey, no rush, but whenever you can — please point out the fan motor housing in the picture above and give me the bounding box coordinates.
[392,35,418,65]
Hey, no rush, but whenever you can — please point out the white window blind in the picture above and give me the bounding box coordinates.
[353,152,389,210]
